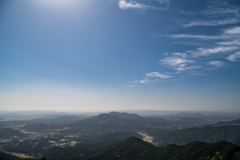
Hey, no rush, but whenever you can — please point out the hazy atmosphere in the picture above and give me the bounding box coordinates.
[1,0,240,112]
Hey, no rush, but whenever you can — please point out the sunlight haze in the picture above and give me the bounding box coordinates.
[0,0,240,112]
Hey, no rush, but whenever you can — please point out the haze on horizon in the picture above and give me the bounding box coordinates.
[0,0,240,112]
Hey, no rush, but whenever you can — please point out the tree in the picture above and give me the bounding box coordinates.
[206,152,222,160]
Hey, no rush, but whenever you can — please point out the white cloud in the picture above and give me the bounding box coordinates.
[218,40,240,46]
[183,4,240,27]
[224,27,240,35]
[202,7,239,16]
[173,52,187,58]
[139,79,149,83]
[168,26,240,59]
[118,0,153,9]
[209,60,224,67]
[227,52,240,61]
[170,34,227,40]
[146,72,172,78]
[159,54,203,71]
[178,65,201,71]
[183,19,240,27]
[161,57,191,66]
[160,56,193,70]
[128,72,171,88]
[169,27,240,42]
[187,47,237,57]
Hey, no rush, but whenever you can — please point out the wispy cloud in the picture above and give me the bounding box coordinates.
[118,0,154,9]
[183,2,240,27]
[146,72,172,79]
[170,27,240,40]
[160,56,194,71]
[218,40,240,46]
[187,47,238,57]
[169,34,227,40]
[117,0,169,10]
[183,19,240,27]
[128,72,171,88]
[159,52,203,71]
[127,2,240,86]
[209,60,224,67]
[167,26,240,58]
[158,26,240,73]
[227,52,240,61]
[201,6,240,16]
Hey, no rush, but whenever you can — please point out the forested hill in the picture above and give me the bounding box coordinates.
[154,126,240,147]
[0,128,26,138]
[43,137,240,160]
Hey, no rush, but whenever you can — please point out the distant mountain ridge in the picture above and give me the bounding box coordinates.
[20,112,238,135]
[205,119,240,127]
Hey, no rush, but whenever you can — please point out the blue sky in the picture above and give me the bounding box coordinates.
[0,0,240,112]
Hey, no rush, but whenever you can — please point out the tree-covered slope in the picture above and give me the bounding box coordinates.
[142,140,240,160]
[0,128,26,138]
[43,137,240,160]
[85,137,240,160]
[154,126,240,147]
[74,131,142,149]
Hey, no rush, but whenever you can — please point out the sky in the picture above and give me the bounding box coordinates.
[0,0,240,112]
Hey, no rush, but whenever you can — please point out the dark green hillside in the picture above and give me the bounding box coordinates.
[66,113,178,135]
[0,128,26,138]
[109,112,143,120]
[67,114,145,135]
[85,137,240,160]
[3,139,53,157]
[42,137,240,160]
[74,131,143,149]
[17,112,217,135]
[109,112,168,123]
[108,112,213,129]
[2,131,141,158]
[142,140,240,160]
[87,137,155,160]
[0,151,22,160]
[154,126,240,147]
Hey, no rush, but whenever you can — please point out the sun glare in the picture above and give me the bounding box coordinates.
[33,0,82,11]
